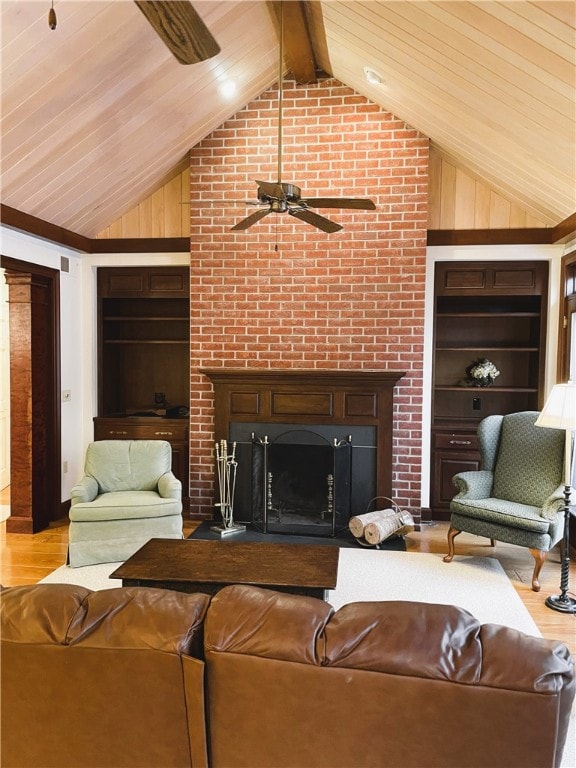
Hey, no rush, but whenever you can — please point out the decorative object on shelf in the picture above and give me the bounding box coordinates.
[535,380,576,614]
[211,439,246,537]
[464,358,501,388]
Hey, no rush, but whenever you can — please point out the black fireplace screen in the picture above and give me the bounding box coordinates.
[229,422,377,534]
[251,429,351,536]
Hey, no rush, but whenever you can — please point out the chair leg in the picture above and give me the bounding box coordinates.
[529,548,547,592]
[443,526,461,563]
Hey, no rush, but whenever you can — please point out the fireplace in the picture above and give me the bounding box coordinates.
[250,428,351,536]
[202,369,405,533]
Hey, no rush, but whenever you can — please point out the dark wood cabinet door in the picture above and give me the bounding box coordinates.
[431,431,480,520]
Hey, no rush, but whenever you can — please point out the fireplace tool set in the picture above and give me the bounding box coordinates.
[211,439,246,536]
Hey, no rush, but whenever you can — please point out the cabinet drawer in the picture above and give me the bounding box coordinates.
[94,419,188,442]
[434,433,479,450]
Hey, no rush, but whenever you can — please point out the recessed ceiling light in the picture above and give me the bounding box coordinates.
[364,67,384,86]
[218,79,237,99]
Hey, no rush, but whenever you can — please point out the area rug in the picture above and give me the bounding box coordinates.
[40,549,538,635]
[329,549,541,635]
[188,520,406,550]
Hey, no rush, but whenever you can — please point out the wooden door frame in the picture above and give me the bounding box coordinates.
[557,250,576,382]
[0,255,61,532]
[556,248,576,549]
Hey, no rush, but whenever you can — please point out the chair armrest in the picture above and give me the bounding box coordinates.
[452,470,493,500]
[541,484,569,521]
[158,472,182,500]
[70,476,99,505]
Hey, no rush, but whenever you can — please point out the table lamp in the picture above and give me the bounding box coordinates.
[535,381,576,613]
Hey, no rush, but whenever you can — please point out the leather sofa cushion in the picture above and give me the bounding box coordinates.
[1,584,211,768]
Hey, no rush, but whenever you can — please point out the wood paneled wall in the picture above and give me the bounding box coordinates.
[428,147,549,230]
[96,146,549,239]
[97,162,191,239]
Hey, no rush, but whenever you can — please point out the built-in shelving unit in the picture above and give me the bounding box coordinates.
[430,261,548,519]
[95,266,191,508]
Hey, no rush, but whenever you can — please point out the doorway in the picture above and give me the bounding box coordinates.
[0,270,9,521]
[0,255,61,532]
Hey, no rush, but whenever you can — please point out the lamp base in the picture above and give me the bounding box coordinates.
[545,594,576,614]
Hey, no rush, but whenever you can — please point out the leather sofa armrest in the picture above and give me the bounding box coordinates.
[158,471,182,500]
[70,476,98,505]
[452,469,493,500]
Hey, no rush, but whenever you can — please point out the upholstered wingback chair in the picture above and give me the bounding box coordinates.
[68,440,183,567]
[443,411,565,591]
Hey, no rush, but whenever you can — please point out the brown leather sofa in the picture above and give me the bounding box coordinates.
[1,582,574,768]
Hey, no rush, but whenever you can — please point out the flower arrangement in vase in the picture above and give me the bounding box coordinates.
[465,358,501,388]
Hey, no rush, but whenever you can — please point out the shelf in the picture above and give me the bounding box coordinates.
[437,346,538,352]
[104,339,189,344]
[436,312,540,318]
[435,385,538,393]
[104,316,187,322]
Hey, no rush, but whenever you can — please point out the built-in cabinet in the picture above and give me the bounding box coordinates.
[94,267,190,508]
[430,261,548,519]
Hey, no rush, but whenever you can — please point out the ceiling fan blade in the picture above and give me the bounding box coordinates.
[134,1,220,64]
[302,198,376,210]
[231,208,272,231]
[289,209,343,233]
[255,180,286,200]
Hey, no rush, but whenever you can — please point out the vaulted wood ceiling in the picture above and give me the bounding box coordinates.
[1,1,574,237]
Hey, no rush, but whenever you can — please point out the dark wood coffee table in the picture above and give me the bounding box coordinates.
[110,538,340,600]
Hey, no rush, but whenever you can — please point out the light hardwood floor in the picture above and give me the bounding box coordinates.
[1,488,574,656]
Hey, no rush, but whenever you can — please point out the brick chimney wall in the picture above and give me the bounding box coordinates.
[189,77,428,520]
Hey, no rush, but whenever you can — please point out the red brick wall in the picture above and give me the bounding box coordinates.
[189,77,428,520]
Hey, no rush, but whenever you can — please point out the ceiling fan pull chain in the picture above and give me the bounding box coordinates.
[277,3,284,185]
[230,0,374,233]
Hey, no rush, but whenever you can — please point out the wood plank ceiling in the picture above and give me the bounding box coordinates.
[1,1,574,238]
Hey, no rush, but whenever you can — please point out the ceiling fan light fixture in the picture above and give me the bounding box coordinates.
[218,80,237,99]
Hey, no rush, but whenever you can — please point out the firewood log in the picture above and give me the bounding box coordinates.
[348,508,396,538]
[364,511,415,545]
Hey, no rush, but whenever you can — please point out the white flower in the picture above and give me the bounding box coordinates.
[470,359,500,380]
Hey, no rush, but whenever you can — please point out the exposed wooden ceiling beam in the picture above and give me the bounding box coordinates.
[268,1,318,83]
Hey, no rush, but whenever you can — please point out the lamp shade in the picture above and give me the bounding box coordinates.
[535,381,576,431]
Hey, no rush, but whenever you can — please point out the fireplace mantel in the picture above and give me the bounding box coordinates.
[201,368,405,388]
[202,368,405,504]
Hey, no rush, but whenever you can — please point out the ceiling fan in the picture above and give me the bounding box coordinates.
[215,4,376,234]
[134,1,220,65]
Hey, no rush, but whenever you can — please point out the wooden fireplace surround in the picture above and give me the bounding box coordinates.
[201,369,405,503]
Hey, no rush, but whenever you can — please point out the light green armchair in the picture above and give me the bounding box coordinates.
[68,440,183,567]
[443,411,565,591]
